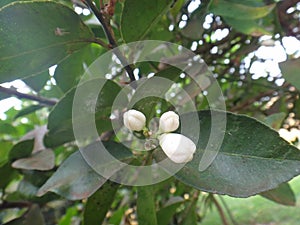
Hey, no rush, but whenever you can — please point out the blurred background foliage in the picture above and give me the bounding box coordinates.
[0,0,300,224]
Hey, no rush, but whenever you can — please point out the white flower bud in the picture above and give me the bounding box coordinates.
[159,111,180,133]
[123,109,146,131]
[159,133,196,163]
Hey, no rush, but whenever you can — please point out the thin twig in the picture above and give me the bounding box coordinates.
[0,201,32,210]
[83,0,136,82]
[211,195,229,225]
[0,86,57,106]
[218,195,239,225]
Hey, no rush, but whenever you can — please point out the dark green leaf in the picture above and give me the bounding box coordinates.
[280,58,300,91]
[0,1,94,83]
[260,183,296,206]
[121,0,173,42]
[208,0,275,20]
[9,140,34,162]
[14,105,44,119]
[37,141,132,200]
[0,163,18,189]
[137,185,158,225]
[23,70,49,92]
[45,78,121,147]
[54,44,103,93]
[83,181,119,225]
[0,0,31,8]
[157,197,184,225]
[154,110,300,197]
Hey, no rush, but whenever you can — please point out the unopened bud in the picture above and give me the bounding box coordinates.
[159,111,180,133]
[159,133,196,163]
[123,109,146,131]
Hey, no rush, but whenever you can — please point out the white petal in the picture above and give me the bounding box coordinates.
[159,111,180,133]
[159,133,196,163]
[123,109,146,131]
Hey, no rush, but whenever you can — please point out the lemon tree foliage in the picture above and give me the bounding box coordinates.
[0,0,300,224]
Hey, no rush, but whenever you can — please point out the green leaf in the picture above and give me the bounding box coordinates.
[14,105,44,119]
[0,1,94,83]
[223,17,271,36]
[260,183,296,206]
[208,0,275,20]
[263,112,286,130]
[37,141,132,200]
[12,149,55,171]
[4,204,45,225]
[280,58,300,91]
[121,0,173,42]
[54,44,103,93]
[58,207,78,225]
[182,5,207,39]
[45,78,120,147]
[0,0,29,8]
[83,181,119,225]
[9,140,34,162]
[23,70,49,92]
[37,150,105,200]
[179,200,198,225]
[137,185,158,225]
[0,141,13,166]
[0,163,18,189]
[157,197,184,225]
[154,110,300,197]
[170,0,185,18]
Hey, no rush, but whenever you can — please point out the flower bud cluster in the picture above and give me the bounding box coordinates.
[123,110,196,163]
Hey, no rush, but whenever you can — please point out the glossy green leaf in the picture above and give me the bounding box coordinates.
[137,185,158,225]
[280,58,300,91]
[83,181,119,225]
[260,182,296,206]
[37,141,132,200]
[121,0,173,42]
[157,197,184,225]
[155,110,300,197]
[45,78,121,147]
[4,204,45,225]
[208,0,275,20]
[0,1,94,83]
